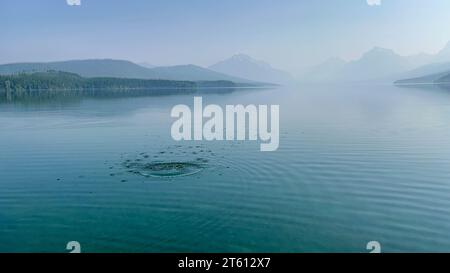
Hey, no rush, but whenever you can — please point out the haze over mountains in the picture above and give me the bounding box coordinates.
[394,71,450,85]
[301,41,450,84]
[209,54,294,84]
[2,41,450,86]
[0,59,260,85]
[137,62,156,69]
[0,55,296,86]
[394,42,450,84]
[301,47,411,83]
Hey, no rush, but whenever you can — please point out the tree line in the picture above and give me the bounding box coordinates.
[0,71,200,92]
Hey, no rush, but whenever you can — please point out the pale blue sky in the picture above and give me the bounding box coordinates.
[1,0,450,74]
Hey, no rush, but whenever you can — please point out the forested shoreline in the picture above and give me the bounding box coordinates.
[0,71,244,93]
[0,71,199,92]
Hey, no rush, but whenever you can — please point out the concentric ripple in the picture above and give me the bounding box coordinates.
[124,161,204,178]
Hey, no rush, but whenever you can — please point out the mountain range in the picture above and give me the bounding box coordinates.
[0,55,293,86]
[394,71,450,85]
[209,54,294,84]
[3,42,450,86]
[301,41,450,83]
[393,45,450,85]
[0,59,259,84]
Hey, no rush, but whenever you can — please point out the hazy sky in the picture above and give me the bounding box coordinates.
[1,0,450,74]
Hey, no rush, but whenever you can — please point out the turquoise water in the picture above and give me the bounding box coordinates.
[1,84,450,253]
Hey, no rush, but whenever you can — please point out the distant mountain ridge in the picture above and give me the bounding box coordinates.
[302,41,450,83]
[301,47,415,83]
[393,42,450,84]
[209,54,293,84]
[0,59,262,84]
[395,68,450,85]
[434,41,450,63]
[138,62,156,69]
[394,72,450,85]
[299,57,347,82]
[394,62,450,81]
[438,73,450,83]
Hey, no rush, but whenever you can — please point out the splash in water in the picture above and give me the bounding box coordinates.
[124,160,206,178]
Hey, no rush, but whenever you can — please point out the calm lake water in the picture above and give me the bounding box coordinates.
[1,84,450,253]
